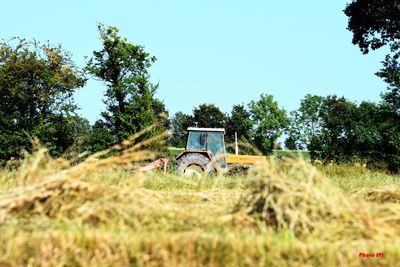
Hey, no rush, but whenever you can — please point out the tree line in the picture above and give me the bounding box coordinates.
[0,24,168,162]
[169,89,399,172]
[168,97,288,155]
[0,0,399,171]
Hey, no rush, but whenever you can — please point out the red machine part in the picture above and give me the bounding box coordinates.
[135,158,170,173]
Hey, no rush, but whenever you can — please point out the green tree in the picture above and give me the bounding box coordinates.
[377,59,400,171]
[285,111,304,150]
[318,96,358,163]
[376,103,400,172]
[353,101,382,165]
[377,56,400,115]
[169,112,195,148]
[345,1,400,171]
[344,1,400,117]
[284,135,298,150]
[86,24,168,147]
[60,116,92,158]
[224,104,254,154]
[248,94,289,155]
[87,120,116,153]
[286,94,323,160]
[192,104,227,128]
[344,0,400,55]
[225,104,254,142]
[344,0,400,108]
[0,38,86,159]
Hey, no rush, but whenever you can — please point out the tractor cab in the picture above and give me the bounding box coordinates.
[187,128,226,158]
[176,127,228,175]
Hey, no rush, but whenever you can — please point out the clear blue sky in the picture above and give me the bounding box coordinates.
[1,0,389,123]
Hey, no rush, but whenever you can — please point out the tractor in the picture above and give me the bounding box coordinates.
[175,127,265,176]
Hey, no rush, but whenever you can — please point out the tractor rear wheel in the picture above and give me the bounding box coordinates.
[175,153,215,177]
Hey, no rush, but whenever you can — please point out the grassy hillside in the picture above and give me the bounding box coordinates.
[0,147,400,266]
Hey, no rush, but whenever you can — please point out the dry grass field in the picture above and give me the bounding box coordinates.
[0,137,400,266]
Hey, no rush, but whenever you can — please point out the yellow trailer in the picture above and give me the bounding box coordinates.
[227,154,266,165]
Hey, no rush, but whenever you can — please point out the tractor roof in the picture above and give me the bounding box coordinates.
[187,127,225,133]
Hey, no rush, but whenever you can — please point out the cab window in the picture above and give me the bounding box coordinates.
[207,132,225,156]
[186,132,207,150]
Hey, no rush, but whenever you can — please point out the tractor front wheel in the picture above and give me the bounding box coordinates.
[175,153,214,177]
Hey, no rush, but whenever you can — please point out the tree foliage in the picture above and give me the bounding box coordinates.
[192,104,227,128]
[87,120,116,153]
[248,94,289,155]
[345,0,400,55]
[377,56,400,115]
[317,96,358,163]
[225,104,253,142]
[345,0,400,171]
[86,24,168,148]
[344,0,400,117]
[353,102,382,164]
[286,94,323,155]
[169,112,195,148]
[61,116,92,158]
[0,38,86,159]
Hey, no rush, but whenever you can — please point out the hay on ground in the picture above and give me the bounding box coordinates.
[233,158,400,240]
[352,185,400,203]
